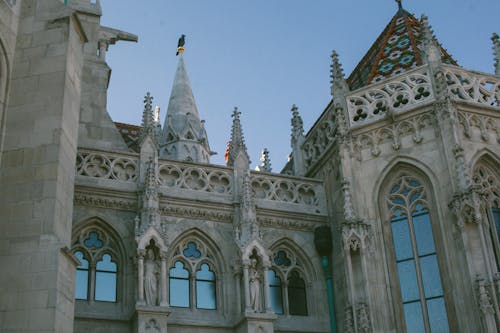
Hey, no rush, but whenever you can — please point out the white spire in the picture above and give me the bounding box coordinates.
[160,55,211,163]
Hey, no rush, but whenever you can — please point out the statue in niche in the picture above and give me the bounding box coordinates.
[144,248,159,306]
[249,258,262,312]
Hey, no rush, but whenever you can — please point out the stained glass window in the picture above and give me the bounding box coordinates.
[388,176,449,333]
[288,271,307,316]
[269,269,283,314]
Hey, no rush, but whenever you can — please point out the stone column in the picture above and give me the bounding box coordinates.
[138,251,145,304]
[283,281,290,315]
[160,253,168,306]
[243,262,251,311]
[263,265,272,312]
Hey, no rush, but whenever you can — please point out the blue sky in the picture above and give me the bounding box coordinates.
[100,0,499,170]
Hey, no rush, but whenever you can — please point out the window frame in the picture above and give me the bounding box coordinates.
[380,172,452,333]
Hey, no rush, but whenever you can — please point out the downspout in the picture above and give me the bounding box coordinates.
[315,226,337,333]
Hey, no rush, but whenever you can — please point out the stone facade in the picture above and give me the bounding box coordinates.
[1,1,499,333]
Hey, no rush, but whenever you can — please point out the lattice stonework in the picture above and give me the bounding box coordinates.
[76,151,138,182]
[473,164,500,208]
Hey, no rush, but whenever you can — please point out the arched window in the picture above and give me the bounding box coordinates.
[269,248,309,316]
[195,263,216,309]
[95,253,117,302]
[72,226,121,304]
[74,251,89,300]
[169,238,219,310]
[269,269,283,314]
[288,270,307,316]
[169,261,190,308]
[473,162,500,269]
[386,175,449,333]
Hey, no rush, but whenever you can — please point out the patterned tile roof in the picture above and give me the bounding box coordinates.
[347,9,457,91]
[115,122,141,153]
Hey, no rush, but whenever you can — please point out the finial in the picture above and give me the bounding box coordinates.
[140,92,156,143]
[420,15,442,64]
[154,106,160,123]
[255,148,272,173]
[396,0,403,11]
[291,104,304,140]
[176,34,186,56]
[227,107,250,167]
[330,50,349,96]
[492,33,500,76]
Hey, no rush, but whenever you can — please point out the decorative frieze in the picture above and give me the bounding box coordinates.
[458,111,500,143]
[342,221,371,252]
[159,205,233,223]
[449,189,483,229]
[74,193,137,211]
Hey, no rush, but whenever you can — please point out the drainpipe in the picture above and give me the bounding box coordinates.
[315,226,337,333]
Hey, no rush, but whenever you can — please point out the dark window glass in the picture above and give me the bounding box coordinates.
[268,269,283,314]
[74,251,89,300]
[273,251,291,267]
[288,271,307,316]
[94,253,117,302]
[169,261,190,307]
[196,263,216,309]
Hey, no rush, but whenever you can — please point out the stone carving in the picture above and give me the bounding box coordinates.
[344,304,355,333]
[357,302,372,333]
[74,193,137,211]
[347,67,433,127]
[158,161,233,195]
[144,248,159,306]
[76,151,138,182]
[449,189,483,229]
[145,319,160,333]
[472,163,500,207]
[257,216,326,231]
[342,221,371,252]
[159,205,233,223]
[353,112,435,160]
[251,172,322,207]
[249,258,262,312]
[302,106,336,168]
[458,111,500,143]
[443,65,500,108]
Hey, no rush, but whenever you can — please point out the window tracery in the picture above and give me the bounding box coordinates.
[473,162,500,269]
[169,238,217,310]
[72,226,120,303]
[385,175,450,333]
[268,247,308,316]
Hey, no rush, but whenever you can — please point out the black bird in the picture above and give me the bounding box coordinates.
[176,34,186,56]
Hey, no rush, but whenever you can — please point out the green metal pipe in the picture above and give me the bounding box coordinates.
[322,255,337,333]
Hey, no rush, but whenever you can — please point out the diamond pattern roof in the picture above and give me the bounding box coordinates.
[347,9,457,91]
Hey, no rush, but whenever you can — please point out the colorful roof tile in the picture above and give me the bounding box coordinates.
[347,8,457,90]
[115,122,141,153]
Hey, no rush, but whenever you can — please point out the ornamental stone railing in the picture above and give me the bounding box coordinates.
[443,64,500,108]
[250,171,326,214]
[347,66,434,127]
[77,149,139,182]
[158,160,233,195]
[75,149,326,215]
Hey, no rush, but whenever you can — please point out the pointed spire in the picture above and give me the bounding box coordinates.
[140,92,156,143]
[330,51,349,97]
[420,15,442,64]
[255,148,272,173]
[492,33,500,76]
[227,107,250,167]
[161,54,211,163]
[291,104,304,141]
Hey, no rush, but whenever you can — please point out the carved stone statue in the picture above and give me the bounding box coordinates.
[144,249,159,306]
[249,258,262,312]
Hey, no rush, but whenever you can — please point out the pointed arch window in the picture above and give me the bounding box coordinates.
[169,239,219,310]
[387,175,449,333]
[268,249,309,316]
[72,227,121,303]
[473,163,500,269]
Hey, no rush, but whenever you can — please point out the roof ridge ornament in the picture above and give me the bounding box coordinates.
[396,0,403,11]
[176,34,186,56]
